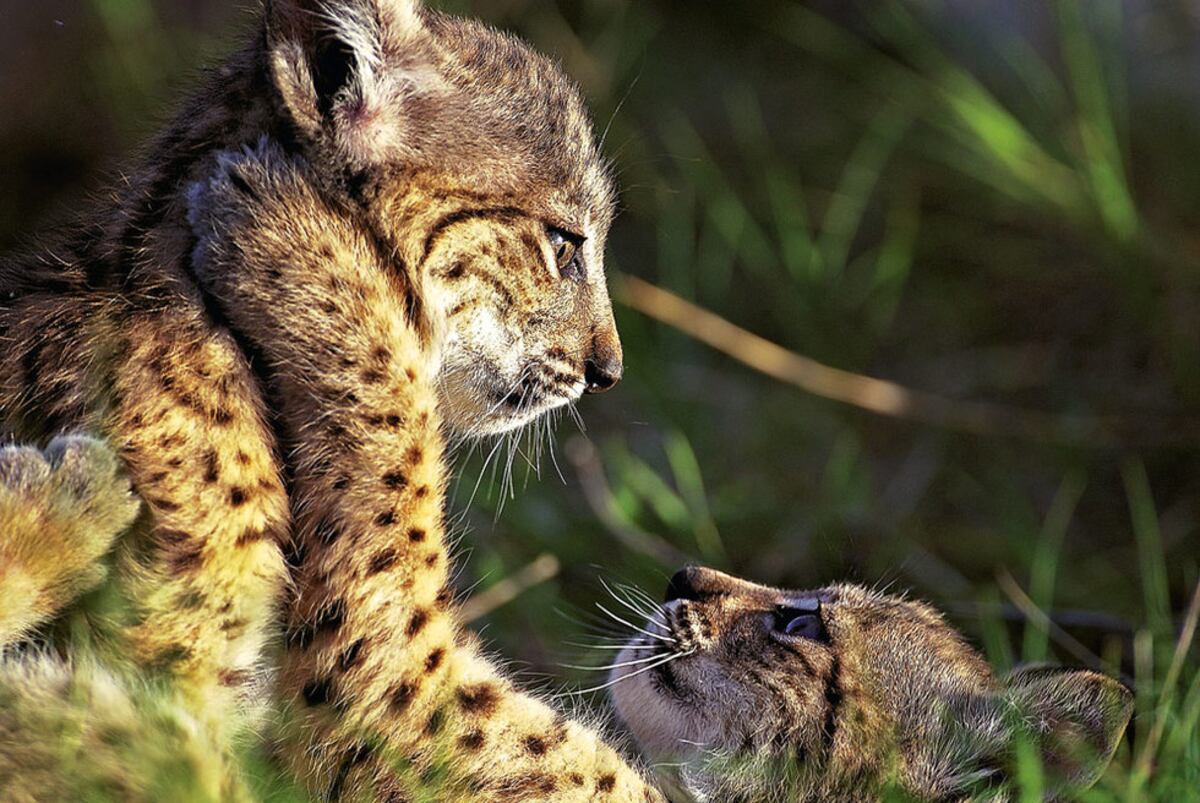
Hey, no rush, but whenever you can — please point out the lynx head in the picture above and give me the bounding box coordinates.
[265,0,620,436]
[608,567,1132,802]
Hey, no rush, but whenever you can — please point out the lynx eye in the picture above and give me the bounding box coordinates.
[547,226,585,282]
[773,601,826,642]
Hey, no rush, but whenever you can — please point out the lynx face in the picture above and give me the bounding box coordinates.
[267,0,621,437]
[609,567,1132,802]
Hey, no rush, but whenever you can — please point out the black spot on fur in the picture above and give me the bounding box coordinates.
[338,638,366,672]
[406,609,429,638]
[316,599,347,635]
[368,549,399,575]
[457,683,499,716]
[327,742,373,802]
[235,527,273,547]
[202,449,220,483]
[424,707,445,736]
[168,544,205,574]
[390,680,418,713]
[459,729,485,751]
[148,644,193,672]
[302,677,334,706]
[424,648,445,673]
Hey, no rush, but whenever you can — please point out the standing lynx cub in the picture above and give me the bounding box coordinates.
[1,0,663,799]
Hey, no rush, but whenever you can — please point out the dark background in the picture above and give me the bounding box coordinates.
[2,2,1198,797]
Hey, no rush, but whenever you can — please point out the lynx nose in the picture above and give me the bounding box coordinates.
[583,333,623,394]
[664,566,740,602]
[665,567,713,602]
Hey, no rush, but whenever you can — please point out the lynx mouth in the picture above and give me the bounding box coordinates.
[438,358,585,436]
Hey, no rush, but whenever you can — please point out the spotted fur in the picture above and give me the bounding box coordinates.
[611,568,1133,802]
[186,139,659,801]
[0,0,645,798]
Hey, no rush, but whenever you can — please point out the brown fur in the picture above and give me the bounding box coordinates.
[1,0,655,798]
[186,139,658,800]
[610,567,1133,802]
[0,436,140,645]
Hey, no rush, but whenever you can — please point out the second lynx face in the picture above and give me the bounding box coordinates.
[609,567,1132,802]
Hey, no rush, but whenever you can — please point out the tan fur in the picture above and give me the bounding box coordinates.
[1,0,655,798]
[0,657,252,803]
[186,140,659,801]
[0,438,248,803]
[610,567,1133,802]
[0,436,140,646]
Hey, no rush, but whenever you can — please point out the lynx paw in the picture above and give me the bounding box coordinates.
[7,434,141,546]
[0,435,140,641]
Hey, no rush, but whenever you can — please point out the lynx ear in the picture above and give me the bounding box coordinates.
[1003,667,1133,793]
[266,0,442,167]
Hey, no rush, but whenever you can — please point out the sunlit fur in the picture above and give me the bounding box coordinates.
[0,0,641,798]
[0,437,249,802]
[0,436,140,646]
[0,657,251,803]
[609,568,1133,802]
[270,0,623,437]
[182,143,661,800]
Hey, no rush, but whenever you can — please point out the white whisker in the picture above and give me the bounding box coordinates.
[556,649,695,698]
[559,651,675,672]
[595,603,675,644]
[563,641,659,651]
[601,577,668,626]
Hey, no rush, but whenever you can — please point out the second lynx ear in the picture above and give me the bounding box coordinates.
[267,0,443,169]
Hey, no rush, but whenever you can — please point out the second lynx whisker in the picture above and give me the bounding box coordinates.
[557,649,696,699]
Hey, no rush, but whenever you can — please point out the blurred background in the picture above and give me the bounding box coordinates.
[2,0,1198,798]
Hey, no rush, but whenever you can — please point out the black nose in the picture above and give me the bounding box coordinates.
[664,567,702,603]
[583,350,622,394]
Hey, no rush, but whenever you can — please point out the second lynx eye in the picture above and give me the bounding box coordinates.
[547,226,586,282]
[773,603,826,641]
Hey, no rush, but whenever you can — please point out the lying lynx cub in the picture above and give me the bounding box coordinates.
[610,567,1132,802]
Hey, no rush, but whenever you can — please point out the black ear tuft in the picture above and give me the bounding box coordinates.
[311,34,357,121]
